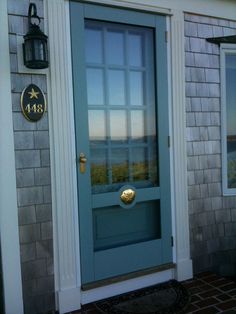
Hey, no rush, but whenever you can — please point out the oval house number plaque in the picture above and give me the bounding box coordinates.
[21,84,46,122]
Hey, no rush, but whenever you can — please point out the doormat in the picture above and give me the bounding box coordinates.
[94,280,190,314]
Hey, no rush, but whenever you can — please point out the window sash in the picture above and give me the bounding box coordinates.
[221,44,236,194]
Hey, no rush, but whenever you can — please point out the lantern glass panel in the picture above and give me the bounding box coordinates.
[24,40,33,62]
[34,39,45,61]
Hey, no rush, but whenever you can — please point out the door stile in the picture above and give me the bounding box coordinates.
[155,16,172,263]
[70,2,95,283]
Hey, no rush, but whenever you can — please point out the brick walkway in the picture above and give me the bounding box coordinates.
[182,272,236,313]
[70,272,236,314]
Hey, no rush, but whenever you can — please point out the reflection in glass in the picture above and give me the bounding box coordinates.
[132,148,148,181]
[85,27,103,64]
[87,68,104,105]
[128,33,143,67]
[111,149,129,183]
[110,110,127,142]
[130,71,144,106]
[89,110,106,143]
[107,30,125,65]
[131,110,145,141]
[108,70,125,106]
[85,20,158,192]
[226,54,236,188]
[91,149,109,186]
[131,147,157,184]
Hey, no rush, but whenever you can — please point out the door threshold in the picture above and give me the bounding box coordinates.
[82,263,175,291]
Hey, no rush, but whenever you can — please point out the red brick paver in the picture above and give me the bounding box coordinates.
[183,272,236,313]
[68,272,236,313]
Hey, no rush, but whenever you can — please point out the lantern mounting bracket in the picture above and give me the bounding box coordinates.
[28,3,41,27]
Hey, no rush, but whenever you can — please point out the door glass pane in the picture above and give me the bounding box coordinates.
[87,68,104,105]
[128,32,143,67]
[132,147,148,182]
[106,30,125,65]
[131,110,145,141]
[85,26,103,64]
[85,20,158,193]
[111,148,129,183]
[88,110,106,143]
[110,110,127,142]
[91,149,109,186]
[131,147,157,185]
[130,71,144,106]
[108,70,126,106]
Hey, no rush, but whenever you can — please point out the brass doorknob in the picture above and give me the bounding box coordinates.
[120,188,136,204]
[79,153,87,163]
[79,153,87,173]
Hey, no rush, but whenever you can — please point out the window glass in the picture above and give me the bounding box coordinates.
[225,53,236,189]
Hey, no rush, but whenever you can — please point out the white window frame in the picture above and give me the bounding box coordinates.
[221,44,236,195]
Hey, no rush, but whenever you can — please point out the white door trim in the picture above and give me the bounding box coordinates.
[170,9,193,280]
[45,0,81,312]
[46,1,192,313]
[0,0,24,313]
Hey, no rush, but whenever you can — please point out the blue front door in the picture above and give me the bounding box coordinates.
[70,2,172,285]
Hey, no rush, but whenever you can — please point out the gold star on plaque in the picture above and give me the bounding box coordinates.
[28,88,39,99]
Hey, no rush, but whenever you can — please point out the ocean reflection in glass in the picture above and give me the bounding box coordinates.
[226,54,236,188]
[85,20,157,193]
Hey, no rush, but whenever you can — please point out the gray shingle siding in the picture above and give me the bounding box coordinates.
[185,13,236,276]
[8,0,55,312]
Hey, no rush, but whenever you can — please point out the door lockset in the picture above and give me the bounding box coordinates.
[79,153,87,174]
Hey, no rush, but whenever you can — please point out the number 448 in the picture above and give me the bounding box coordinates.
[25,104,43,113]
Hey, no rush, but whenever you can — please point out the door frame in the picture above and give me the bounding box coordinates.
[46,0,192,313]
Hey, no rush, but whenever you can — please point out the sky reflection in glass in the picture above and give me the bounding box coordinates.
[110,110,127,141]
[87,68,104,105]
[85,27,103,63]
[108,70,126,106]
[107,30,125,65]
[226,54,236,188]
[131,110,144,140]
[89,110,106,141]
[85,20,157,190]
[130,71,144,106]
[128,33,143,67]
[226,54,236,136]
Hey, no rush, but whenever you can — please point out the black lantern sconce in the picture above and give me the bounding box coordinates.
[23,3,49,69]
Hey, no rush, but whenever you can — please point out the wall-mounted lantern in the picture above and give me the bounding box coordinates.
[23,3,49,69]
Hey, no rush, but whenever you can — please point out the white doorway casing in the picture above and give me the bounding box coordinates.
[0,0,24,313]
[46,0,193,313]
